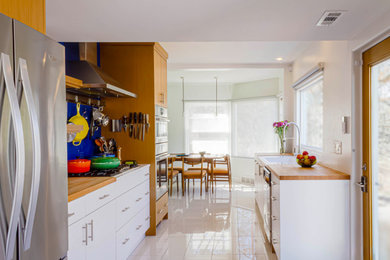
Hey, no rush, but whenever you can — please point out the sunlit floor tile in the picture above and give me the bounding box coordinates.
[130,181,275,260]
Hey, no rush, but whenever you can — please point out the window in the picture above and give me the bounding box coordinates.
[184,101,231,154]
[232,98,279,157]
[296,74,323,150]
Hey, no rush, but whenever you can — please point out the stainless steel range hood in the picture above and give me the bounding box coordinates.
[66,60,137,98]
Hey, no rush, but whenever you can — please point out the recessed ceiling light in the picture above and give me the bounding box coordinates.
[276,57,283,61]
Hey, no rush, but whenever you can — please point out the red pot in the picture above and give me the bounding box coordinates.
[68,159,91,174]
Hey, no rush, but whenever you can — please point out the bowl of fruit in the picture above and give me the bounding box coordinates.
[296,151,317,168]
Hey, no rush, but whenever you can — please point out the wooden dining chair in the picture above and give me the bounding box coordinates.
[208,154,232,192]
[173,157,184,174]
[168,157,180,196]
[182,157,208,196]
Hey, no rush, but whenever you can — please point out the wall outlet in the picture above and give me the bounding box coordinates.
[334,141,342,154]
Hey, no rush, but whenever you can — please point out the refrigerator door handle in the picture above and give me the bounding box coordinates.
[0,53,26,260]
[17,58,41,250]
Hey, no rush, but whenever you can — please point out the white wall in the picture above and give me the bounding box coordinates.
[167,77,281,182]
[292,41,352,174]
[232,78,279,99]
[289,13,390,259]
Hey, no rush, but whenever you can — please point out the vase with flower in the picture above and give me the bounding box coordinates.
[273,120,289,154]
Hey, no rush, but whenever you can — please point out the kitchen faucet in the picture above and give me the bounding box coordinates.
[282,122,301,155]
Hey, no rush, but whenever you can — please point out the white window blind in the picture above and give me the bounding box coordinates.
[232,97,279,157]
[296,73,324,150]
[184,101,231,154]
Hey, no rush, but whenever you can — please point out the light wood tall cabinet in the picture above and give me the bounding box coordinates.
[0,0,45,34]
[154,46,168,107]
[100,43,168,236]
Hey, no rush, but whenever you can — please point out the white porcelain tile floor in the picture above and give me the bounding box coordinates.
[128,181,276,260]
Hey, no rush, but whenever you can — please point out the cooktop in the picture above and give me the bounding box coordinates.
[68,163,138,177]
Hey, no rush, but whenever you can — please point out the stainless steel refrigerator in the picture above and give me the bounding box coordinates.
[0,13,68,260]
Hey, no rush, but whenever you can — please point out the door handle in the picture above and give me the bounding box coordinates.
[17,58,42,251]
[82,224,88,245]
[88,220,94,241]
[1,53,26,260]
[355,175,368,193]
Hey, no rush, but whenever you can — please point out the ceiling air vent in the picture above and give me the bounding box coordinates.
[316,11,346,26]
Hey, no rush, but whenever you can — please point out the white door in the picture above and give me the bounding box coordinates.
[86,201,116,260]
[68,220,87,260]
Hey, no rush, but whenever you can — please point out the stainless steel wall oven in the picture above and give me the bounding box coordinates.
[155,105,168,200]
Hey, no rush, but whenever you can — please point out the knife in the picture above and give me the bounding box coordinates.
[133,112,138,138]
[122,115,128,132]
[142,113,146,141]
[138,112,143,140]
[129,113,133,138]
[145,114,150,133]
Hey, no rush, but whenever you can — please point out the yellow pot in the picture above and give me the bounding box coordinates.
[69,103,89,146]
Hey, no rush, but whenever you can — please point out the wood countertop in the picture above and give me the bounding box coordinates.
[68,177,116,202]
[266,164,350,180]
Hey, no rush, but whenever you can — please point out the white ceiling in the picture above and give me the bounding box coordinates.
[161,42,310,65]
[46,0,390,42]
[168,68,284,84]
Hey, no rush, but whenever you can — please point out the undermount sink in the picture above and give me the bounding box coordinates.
[259,155,297,165]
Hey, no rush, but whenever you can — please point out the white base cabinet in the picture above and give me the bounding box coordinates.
[270,171,350,260]
[68,165,150,260]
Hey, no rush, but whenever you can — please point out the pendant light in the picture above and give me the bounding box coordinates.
[181,76,185,116]
[215,76,218,116]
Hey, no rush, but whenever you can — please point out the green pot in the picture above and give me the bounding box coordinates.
[91,157,120,169]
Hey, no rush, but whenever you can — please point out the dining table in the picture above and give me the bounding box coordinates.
[169,153,226,193]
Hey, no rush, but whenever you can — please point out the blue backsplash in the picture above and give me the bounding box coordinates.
[67,102,101,160]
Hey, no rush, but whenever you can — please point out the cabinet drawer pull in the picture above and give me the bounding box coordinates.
[145,216,150,221]
[272,239,278,244]
[271,196,277,201]
[136,197,142,202]
[68,212,75,218]
[122,238,129,245]
[99,194,110,200]
[82,224,88,245]
[121,207,130,213]
[136,224,143,230]
[272,216,277,221]
[145,191,150,196]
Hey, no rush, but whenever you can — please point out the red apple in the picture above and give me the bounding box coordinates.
[302,151,309,156]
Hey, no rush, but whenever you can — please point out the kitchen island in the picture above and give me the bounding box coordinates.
[254,155,350,260]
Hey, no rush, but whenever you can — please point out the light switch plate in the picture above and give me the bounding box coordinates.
[334,141,342,154]
[342,116,350,134]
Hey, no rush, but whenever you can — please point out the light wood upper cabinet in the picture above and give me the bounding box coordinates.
[0,0,46,34]
[154,44,168,108]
